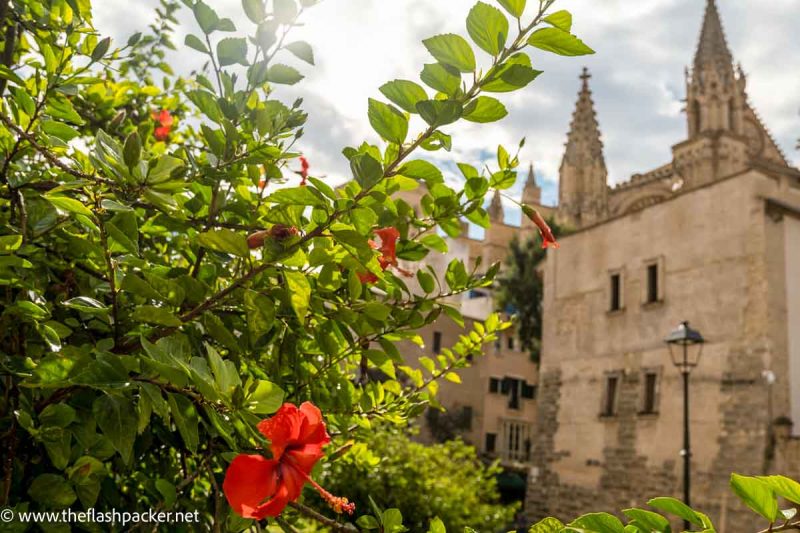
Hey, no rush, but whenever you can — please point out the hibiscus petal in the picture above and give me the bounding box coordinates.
[285,443,326,474]
[252,483,292,519]
[257,403,303,459]
[222,455,279,519]
[280,463,308,501]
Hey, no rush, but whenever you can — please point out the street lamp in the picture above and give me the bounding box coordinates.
[665,320,705,529]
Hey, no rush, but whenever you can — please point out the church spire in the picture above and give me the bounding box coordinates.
[488,189,504,223]
[557,68,608,227]
[522,162,541,206]
[563,67,605,167]
[693,0,733,72]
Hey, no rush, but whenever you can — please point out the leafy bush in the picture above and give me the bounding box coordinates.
[314,429,518,532]
[0,0,588,530]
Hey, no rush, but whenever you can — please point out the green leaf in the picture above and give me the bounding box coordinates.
[194,1,220,34]
[368,98,408,145]
[131,305,183,327]
[0,234,22,252]
[93,394,137,464]
[569,512,625,533]
[90,37,112,62]
[497,0,526,18]
[268,186,326,207]
[758,475,800,505]
[463,96,507,123]
[28,474,77,509]
[41,120,80,141]
[274,0,297,23]
[187,90,223,122]
[167,393,199,453]
[622,508,670,532]
[416,100,463,128]
[244,289,276,340]
[245,380,285,414]
[380,80,428,114]
[217,37,248,66]
[197,229,249,257]
[398,160,443,184]
[427,517,445,533]
[123,131,141,168]
[483,53,541,92]
[527,27,594,56]
[350,153,384,189]
[648,497,704,527]
[420,63,461,95]
[285,271,311,319]
[466,2,509,56]
[242,0,266,23]
[730,473,778,522]
[62,296,109,316]
[46,195,94,218]
[185,34,209,54]
[266,64,304,85]
[544,9,572,32]
[420,234,447,253]
[286,41,314,64]
[422,34,476,72]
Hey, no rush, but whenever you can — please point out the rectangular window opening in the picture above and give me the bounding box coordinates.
[603,375,619,416]
[610,273,622,311]
[433,331,442,354]
[485,432,496,453]
[642,372,658,414]
[489,377,500,394]
[646,264,659,303]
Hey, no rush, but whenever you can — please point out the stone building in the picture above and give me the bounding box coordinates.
[524,0,800,530]
[402,0,799,528]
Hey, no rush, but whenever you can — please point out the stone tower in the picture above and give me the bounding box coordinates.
[674,0,788,186]
[558,68,608,228]
[522,163,541,206]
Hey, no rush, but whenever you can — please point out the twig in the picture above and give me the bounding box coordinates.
[288,502,358,532]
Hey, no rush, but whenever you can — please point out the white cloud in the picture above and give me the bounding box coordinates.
[94,0,800,197]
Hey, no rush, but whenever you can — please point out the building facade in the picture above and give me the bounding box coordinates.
[525,1,800,530]
[403,0,799,528]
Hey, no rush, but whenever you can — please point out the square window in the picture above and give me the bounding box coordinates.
[489,377,500,393]
[521,383,536,399]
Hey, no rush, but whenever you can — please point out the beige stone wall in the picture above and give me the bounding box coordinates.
[526,170,800,530]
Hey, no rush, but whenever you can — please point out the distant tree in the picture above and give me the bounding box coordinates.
[495,218,563,362]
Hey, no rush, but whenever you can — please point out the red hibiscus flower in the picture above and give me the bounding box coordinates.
[246,225,299,249]
[522,205,559,249]
[223,402,354,519]
[356,227,412,283]
[152,109,173,141]
[295,156,310,186]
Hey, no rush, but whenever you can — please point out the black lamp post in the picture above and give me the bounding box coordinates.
[665,321,705,530]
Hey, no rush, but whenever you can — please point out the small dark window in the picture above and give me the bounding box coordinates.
[603,376,619,416]
[494,335,502,351]
[642,372,658,414]
[462,406,473,430]
[500,377,510,395]
[507,335,515,350]
[489,377,500,393]
[610,273,621,311]
[507,378,521,410]
[646,264,659,303]
[485,432,496,453]
[522,383,536,399]
[433,331,442,354]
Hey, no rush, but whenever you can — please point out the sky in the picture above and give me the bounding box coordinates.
[94,0,799,220]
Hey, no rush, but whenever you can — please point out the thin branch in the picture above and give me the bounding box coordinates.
[288,502,358,533]
[0,114,112,186]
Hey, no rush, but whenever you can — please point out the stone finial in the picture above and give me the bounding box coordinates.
[563,67,605,167]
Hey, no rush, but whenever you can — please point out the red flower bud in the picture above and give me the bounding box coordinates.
[151,109,173,141]
[247,225,299,249]
[246,230,269,249]
[522,205,559,249]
